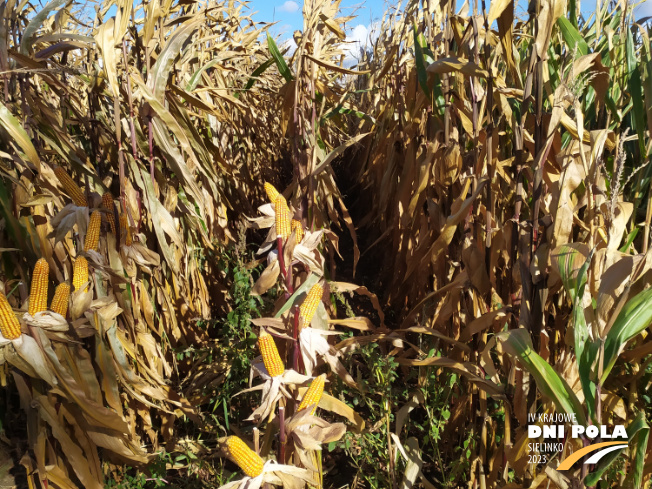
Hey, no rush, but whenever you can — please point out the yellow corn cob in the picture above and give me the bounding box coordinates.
[28,258,49,316]
[0,292,21,340]
[291,219,304,242]
[102,192,116,234]
[54,166,87,207]
[274,195,291,239]
[50,283,70,317]
[298,374,326,415]
[225,436,264,478]
[299,283,323,326]
[264,182,280,203]
[120,214,133,246]
[73,257,89,293]
[258,329,284,377]
[84,211,101,251]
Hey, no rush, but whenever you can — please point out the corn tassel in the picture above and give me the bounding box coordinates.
[298,374,326,415]
[291,220,304,242]
[258,329,284,377]
[299,283,323,326]
[54,166,87,207]
[50,283,70,317]
[0,292,20,340]
[28,258,49,316]
[102,192,116,234]
[264,182,280,203]
[73,257,89,293]
[226,436,264,478]
[120,214,133,246]
[85,211,101,251]
[274,195,291,239]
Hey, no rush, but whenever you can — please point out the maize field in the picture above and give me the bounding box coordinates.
[0,0,651,487]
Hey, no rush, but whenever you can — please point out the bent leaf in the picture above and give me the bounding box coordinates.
[498,329,586,425]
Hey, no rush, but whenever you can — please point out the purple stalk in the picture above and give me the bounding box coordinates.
[286,257,294,296]
[293,306,300,372]
[278,406,286,464]
[148,116,155,183]
[277,236,286,282]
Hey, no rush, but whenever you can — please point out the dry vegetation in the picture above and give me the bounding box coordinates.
[0,0,651,487]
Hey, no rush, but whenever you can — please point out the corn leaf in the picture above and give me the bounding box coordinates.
[499,329,587,425]
[267,33,293,82]
[557,17,589,56]
[413,25,429,98]
[0,102,40,170]
[584,411,648,487]
[602,285,652,383]
[19,0,67,54]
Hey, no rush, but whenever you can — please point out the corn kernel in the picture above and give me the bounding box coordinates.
[73,257,89,293]
[264,182,280,203]
[50,282,70,317]
[298,374,326,415]
[291,220,304,242]
[226,436,264,477]
[102,192,116,234]
[258,329,284,377]
[54,166,87,207]
[274,195,291,240]
[28,258,49,316]
[85,210,101,251]
[299,283,323,326]
[0,292,21,340]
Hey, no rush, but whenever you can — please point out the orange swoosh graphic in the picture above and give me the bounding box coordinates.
[557,441,626,471]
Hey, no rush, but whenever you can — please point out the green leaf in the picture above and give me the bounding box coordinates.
[0,102,40,170]
[557,17,589,56]
[498,329,587,425]
[322,105,375,124]
[186,58,223,92]
[619,227,639,253]
[569,0,578,29]
[563,247,597,421]
[626,29,647,159]
[0,178,33,260]
[627,412,649,489]
[602,285,652,383]
[311,132,370,176]
[148,18,202,101]
[553,244,590,303]
[20,0,68,55]
[413,25,429,98]
[274,273,321,318]
[242,58,276,92]
[584,412,648,486]
[267,33,293,82]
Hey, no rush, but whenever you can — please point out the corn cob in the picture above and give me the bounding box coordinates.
[291,219,304,242]
[264,182,280,203]
[102,192,116,234]
[0,292,21,340]
[50,283,70,317]
[225,436,264,478]
[258,329,284,377]
[54,166,87,207]
[73,257,89,293]
[119,214,133,246]
[298,374,326,415]
[28,258,49,316]
[299,283,323,326]
[84,211,101,251]
[274,195,291,240]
